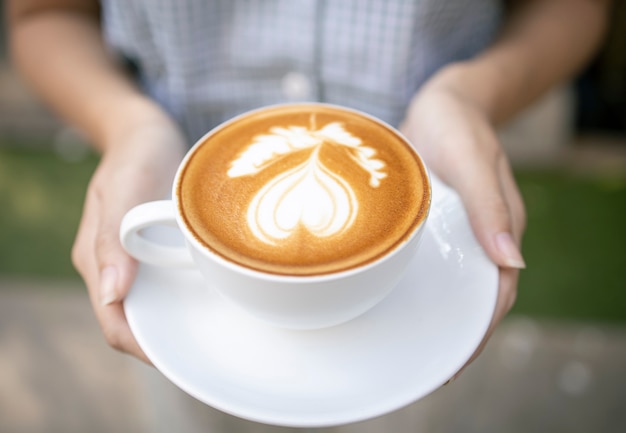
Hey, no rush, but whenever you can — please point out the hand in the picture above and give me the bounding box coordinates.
[400,65,527,378]
[72,116,186,363]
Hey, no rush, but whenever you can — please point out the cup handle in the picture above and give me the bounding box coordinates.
[120,200,195,267]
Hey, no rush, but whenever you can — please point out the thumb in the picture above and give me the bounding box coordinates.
[445,150,526,270]
[96,212,138,306]
[94,220,148,363]
[98,261,137,306]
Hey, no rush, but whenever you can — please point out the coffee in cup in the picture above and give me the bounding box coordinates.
[121,103,431,329]
[178,104,429,276]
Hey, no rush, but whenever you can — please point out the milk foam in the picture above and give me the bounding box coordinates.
[228,117,386,245]
[179,105,428,276]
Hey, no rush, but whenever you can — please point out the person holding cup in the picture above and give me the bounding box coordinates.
[6,0,609,429]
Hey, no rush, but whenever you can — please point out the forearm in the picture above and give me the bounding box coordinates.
[7,1,171,151]
[433,0,610,125]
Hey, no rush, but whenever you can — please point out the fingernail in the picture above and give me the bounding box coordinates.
[100,266,119,306]
[495,232,526,269]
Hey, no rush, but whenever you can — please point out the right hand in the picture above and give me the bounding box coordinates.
[72,116,186,363]
[400,64,527,376]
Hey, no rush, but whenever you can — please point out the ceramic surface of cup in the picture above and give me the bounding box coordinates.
[121,104,431,329]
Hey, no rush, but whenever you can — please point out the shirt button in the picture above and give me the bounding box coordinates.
[281,72,312,100]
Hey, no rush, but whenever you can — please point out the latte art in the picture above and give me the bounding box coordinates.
[227,117,385,245]
[178,104,429,276]
[245,146,359,244]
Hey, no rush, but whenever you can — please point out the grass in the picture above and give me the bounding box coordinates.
[0,143,625,322]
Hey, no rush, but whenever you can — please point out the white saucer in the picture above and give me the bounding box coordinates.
[124,176,497,428]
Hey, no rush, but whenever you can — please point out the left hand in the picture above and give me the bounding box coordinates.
[72,113,187,363]
[400,65,527,378]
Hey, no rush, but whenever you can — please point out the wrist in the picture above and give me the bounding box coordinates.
[425,59,519,126]
[94,94,184,153]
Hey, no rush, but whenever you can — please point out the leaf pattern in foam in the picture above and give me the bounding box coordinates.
[227,118,386,187]
[228,126,322,177]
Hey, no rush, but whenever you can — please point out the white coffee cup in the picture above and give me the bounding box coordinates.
[120,104,431,330]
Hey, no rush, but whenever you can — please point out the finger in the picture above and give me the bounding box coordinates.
[497,156,527,243]
[453,157,526,376]
[450,266,519,380]
[72,182,150,363]
[79,236,150,362]
[443,139,526,270]
[95,221,138,306]
[92,175,140,305]
[90,171,152,362]
[97,299,152,364]
[478,266,520,358]
[72,181,101,301]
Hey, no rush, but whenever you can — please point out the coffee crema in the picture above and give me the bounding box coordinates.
[178,104,430,276]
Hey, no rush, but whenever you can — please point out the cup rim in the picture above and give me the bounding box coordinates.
[172,102,432,282]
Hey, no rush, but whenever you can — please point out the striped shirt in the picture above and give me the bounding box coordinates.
[101,0,502,143]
